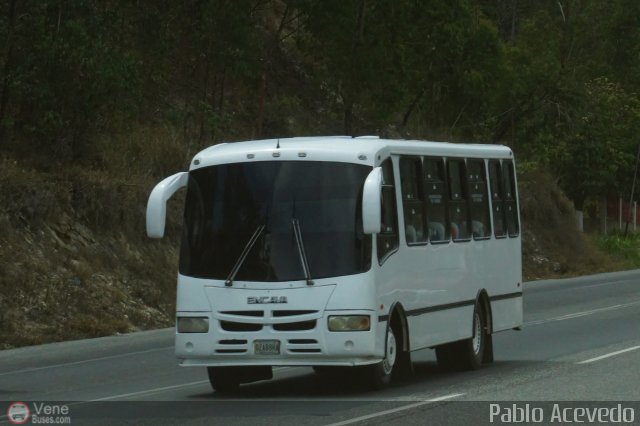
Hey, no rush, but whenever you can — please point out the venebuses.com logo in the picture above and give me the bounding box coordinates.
[6,401,72,424]
[7,402,30,425]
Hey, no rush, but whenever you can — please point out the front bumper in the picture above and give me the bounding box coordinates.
[175,310,381,367]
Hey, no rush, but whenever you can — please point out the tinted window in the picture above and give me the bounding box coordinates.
[400,157,426,245]
[503,160,520,237]
[378,158,399,262]
[488,160,506,238]
[179,161,372,281]
[448,159,470,241]
[467,159,491,239]
[424,157,450,242]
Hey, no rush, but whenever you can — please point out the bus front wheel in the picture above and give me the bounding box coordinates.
[207,367,240,393]
[363,324,398,389]
[207,365,272,393]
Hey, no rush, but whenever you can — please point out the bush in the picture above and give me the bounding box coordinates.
[597,233,640,267]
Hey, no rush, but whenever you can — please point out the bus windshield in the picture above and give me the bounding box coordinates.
[179,161,372,282]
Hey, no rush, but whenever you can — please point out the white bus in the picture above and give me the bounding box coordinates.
[146,136,523,391]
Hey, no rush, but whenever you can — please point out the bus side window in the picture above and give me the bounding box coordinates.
[467,159,491,239]
[447,159,470,241]
[400,156,426,245]
[489,160,506,238]
[424,157,450,243]
[503,160,520,237]
[378,158,399,263]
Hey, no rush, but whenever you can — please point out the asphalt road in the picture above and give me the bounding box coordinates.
[1,269,640,425]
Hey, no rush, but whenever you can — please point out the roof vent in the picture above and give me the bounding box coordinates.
[354,136,380,140]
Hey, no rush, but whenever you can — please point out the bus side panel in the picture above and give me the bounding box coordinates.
[375,242,476,351]
[491,297,523,331]
[407,306,474,349]
[488,235,523,331]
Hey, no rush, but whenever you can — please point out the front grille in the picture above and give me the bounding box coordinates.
[288,339,317,344]
[219,310,264,317]
[287,338,321,354]
[272,310,317,317]
[216,338,248,354]
[289,348,321,353]
[220,321,262,332]
[273,320,316,331]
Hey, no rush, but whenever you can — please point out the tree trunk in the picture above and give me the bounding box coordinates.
[600,196,607,235]
[575,210,583,232]
[0,0,18,137]
[343,100,354,136]
[255,72,267,139]
[401,87,426,128]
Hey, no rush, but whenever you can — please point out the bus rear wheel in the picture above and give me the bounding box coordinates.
[436,304,487,371]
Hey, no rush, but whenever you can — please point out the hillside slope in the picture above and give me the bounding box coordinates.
[0,159,182,348]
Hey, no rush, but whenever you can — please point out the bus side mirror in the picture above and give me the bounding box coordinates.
[362,167,382,234]
[146,172,188,238]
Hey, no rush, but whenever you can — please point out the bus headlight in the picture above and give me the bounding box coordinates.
[328,315,370,332]
[177,317,209,333]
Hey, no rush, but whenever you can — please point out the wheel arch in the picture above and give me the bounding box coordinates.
[385,301,410,352]
[474,289,493,334]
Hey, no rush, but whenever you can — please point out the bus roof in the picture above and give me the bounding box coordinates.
[190,136,514,170]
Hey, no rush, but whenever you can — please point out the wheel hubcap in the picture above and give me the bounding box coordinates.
[382,330,397,375]
[472,311,482,355]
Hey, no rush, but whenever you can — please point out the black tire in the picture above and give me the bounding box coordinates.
[463,307,486,370]
[207,367,240,393]
[363,324,398,390]
[436,304,487,371]
[312,366,343,375]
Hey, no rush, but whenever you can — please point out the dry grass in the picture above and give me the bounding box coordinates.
[0,156,182,349]
[518,166,623,280]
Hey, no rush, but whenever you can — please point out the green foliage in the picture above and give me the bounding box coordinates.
[1,0,640,207]
[597,233,640,268]
[552,78,640,209]
[0,1,140,158]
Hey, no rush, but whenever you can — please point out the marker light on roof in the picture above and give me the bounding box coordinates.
[247,153,255,159]
[358,154,367,160]
[272,152,280,157]
[298,152,306,157]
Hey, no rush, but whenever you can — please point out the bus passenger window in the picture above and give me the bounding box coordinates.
[378,158,399,263]
[424,158,450,243]
[503,160,520,237]
[448,159,470,241]
[489,160,506,238]
[400,157,426,245]
[467,159,491,239]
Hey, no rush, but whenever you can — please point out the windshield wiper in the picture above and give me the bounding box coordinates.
[225,224,265,287]
[292,218,314,286]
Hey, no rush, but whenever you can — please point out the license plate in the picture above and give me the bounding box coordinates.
[254,340,280,355]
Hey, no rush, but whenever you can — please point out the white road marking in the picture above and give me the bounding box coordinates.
[0,346,174,377]
[322,393,464,426]
[91,380,211,401]
[578,345,640,365]
[578,280,629,290]
[89,366,294,401]
[525,300,640,326]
